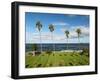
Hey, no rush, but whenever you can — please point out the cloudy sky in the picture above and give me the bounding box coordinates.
[25,12,89,44]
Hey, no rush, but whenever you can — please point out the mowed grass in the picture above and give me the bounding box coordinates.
[25,52,89,68]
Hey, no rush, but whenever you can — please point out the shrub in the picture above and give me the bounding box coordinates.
[80,48,89,56]
[49,63,52,66]
[25,64,29,68]
[37,64,42,67]
[69,62,73,66]
[82,48,89,53]
[35,51,41,55]
[45,51,52,54]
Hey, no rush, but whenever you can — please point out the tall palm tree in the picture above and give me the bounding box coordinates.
[76,28,81,50]
[36,21,42,53]
[49,24,55,53]
[64,30,70,50]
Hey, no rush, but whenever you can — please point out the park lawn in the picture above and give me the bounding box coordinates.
[25,52,89,68]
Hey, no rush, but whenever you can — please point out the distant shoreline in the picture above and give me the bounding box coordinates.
[25,43,89,52]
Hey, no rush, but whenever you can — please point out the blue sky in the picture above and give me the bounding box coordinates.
[25,12,89,43]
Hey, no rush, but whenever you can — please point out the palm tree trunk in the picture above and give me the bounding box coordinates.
[78,37,80,50]
[39,31,42,53]
[67,38,68,50]
[52,32,55,53]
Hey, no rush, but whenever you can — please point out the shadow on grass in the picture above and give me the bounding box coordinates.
[37,64,42,67]
[25,64,29,68]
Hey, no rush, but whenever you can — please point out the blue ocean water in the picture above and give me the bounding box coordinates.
[25,43,89,52]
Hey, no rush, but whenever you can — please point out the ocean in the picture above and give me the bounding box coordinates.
[25,43,89,52]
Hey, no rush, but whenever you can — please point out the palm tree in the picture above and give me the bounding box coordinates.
[36,21,42,53]
[76,28,81,50]
[49,24,55,53]
[64,30,70,50]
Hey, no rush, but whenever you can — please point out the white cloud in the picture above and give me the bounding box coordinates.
[52,22,69,26]
[60,26,89,39]
[26,26,89,43]
[71,26,89,38]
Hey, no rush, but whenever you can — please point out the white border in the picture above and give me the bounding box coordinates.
[19,5,95,76]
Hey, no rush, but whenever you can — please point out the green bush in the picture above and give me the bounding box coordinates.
[35,51,41,55]
[82,48,89,53]
[45,51,52,54]
[37,64,42,67]
[80,48,89,56]
[25,64,29,68]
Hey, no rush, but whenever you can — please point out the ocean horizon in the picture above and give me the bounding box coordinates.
[25,43,89,52]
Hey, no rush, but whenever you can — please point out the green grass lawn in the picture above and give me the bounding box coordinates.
[25,51,89,68]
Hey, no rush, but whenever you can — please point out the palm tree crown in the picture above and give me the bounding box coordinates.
[65,30,69,38]
[49,24,54,32]
[76,28,81,38]
[36,21,42,31]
